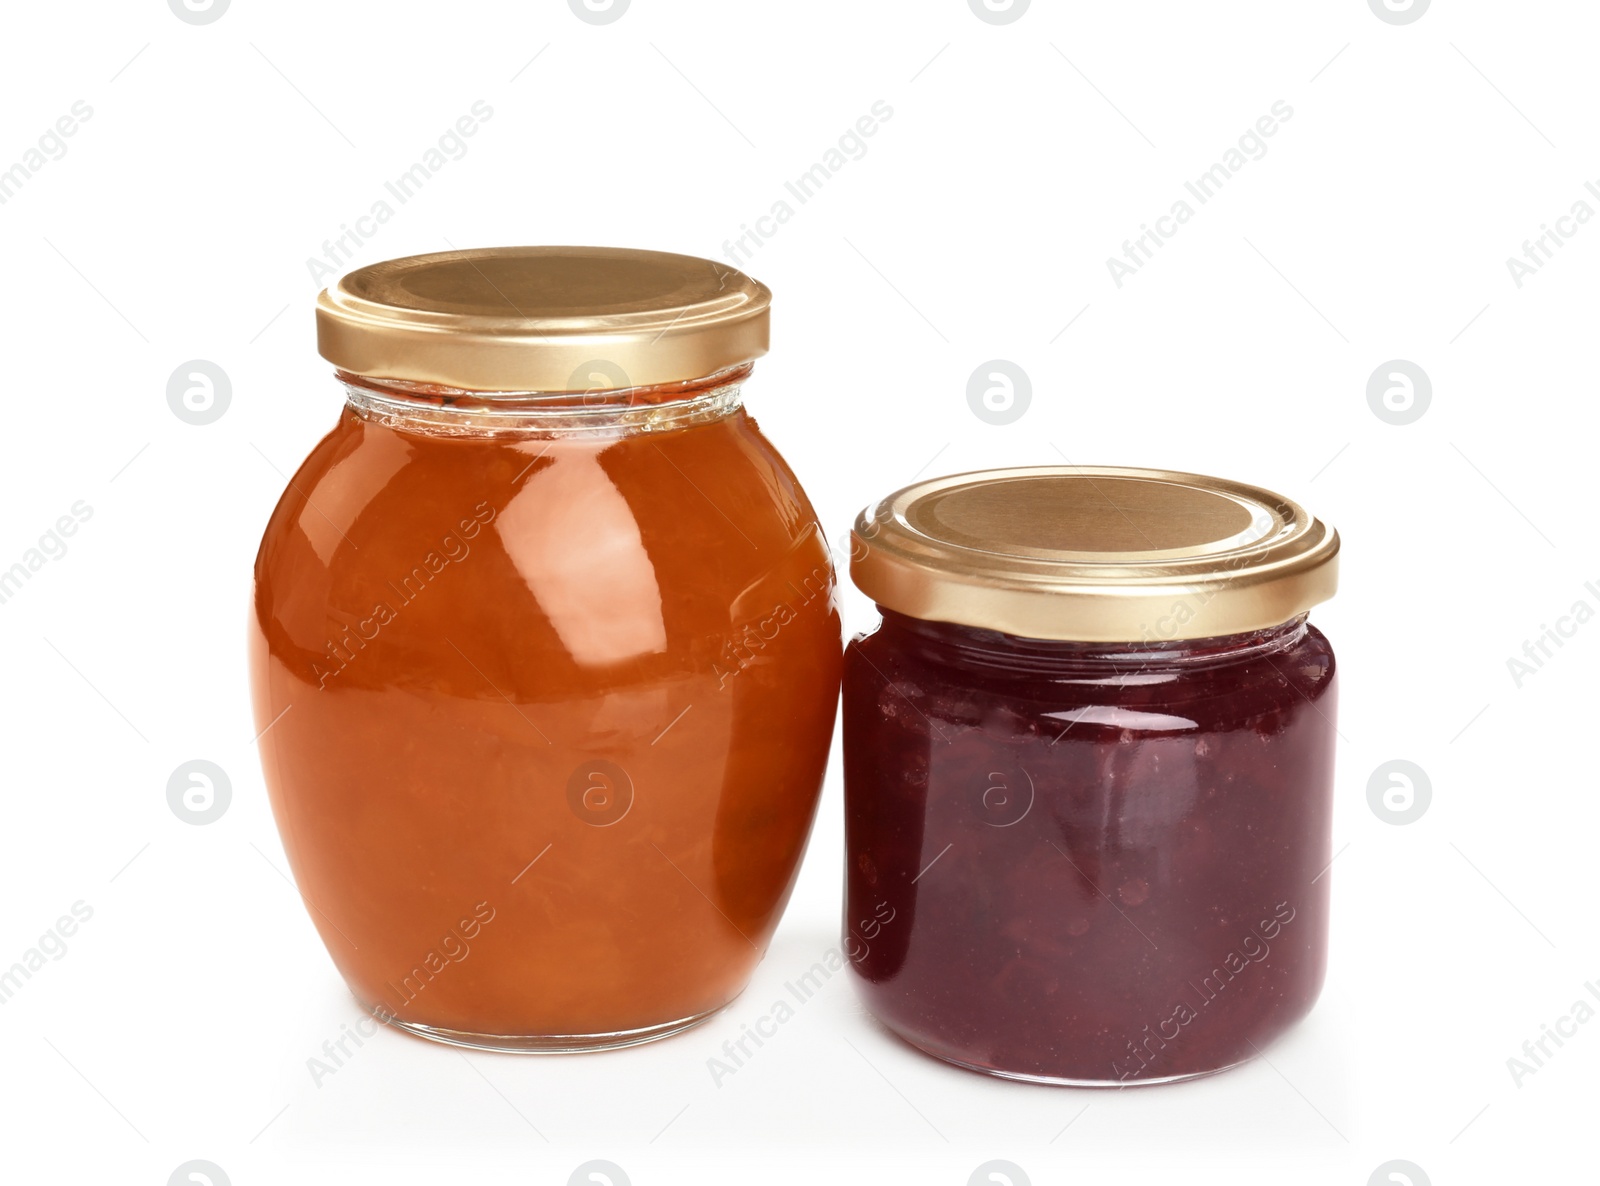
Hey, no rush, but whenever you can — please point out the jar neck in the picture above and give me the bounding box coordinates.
[339,363,750,438]
[872,608,1309,676]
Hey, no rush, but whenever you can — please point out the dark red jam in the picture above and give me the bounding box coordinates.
[842,609,1337,1084]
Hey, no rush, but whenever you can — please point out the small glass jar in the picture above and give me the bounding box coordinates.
[250,247,841,1051]
[843,467,1340,1084]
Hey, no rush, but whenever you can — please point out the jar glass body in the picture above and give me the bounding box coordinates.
[249,366,842,1050]
[842,609,1337,1084]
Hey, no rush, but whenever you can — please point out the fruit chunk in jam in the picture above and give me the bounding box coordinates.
[842,609,1336,1084]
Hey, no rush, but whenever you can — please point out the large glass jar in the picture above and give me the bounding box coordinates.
[842,467,1340,1084]
[250,247,842,1051]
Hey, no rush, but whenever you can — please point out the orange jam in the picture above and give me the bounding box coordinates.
[250,367,841,1049]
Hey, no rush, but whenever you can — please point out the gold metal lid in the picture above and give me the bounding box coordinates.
[316,246,770,392]
[851,466,1339,643]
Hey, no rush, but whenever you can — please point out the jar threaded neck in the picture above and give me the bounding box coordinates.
[339,364,749,438]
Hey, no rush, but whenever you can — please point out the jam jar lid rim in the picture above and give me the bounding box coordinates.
[316,246,770,393]
[850,465,1339,643]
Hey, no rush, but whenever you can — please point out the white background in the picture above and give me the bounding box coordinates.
[0,1,1594,1183]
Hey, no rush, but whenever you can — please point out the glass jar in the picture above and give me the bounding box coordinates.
[250,247,842,1051]
[842,467,1340,1084]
